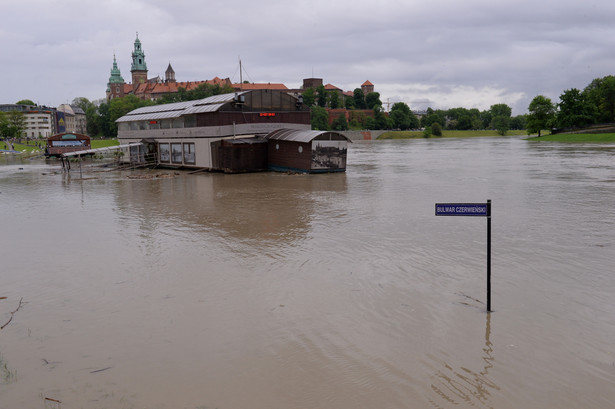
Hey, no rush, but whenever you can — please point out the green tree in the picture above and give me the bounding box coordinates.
[97,102,112,138]
[353,88,366,109]
[16,99,36,105]
[489,103,512,135]
[445,107,481,130]
[316,85,327,107]
[420,108,445,129]
[556,88,596,129]
[456,114,473,130]
[480,110,492,129]
[328,91,340,109]
[469,108,483,130]
[365,92,382,110]
[6,111,27,139]
[71,97,94,112]
[373,105,389,129]
[526,95,555,136]
[0,112,8,139]
[430,122,443,136]
[583,75,615,123]
[331,113,349,131]
[310,106,329,130]
[344,94,355,110]
[389,102,419,130]
[363,115,376,129]
[302,88,316,107]
[510,115,527,130]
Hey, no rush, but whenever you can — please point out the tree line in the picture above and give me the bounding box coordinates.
[310,86,525,136]
[527,75,615,136]
[19,75,615,140]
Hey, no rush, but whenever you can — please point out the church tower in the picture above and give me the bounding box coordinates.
[165,62,176,83]
[106,54,125,100]
[130,33,148,88]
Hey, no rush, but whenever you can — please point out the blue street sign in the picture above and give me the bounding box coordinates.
[435,200,493,311]
[435,203,489,217]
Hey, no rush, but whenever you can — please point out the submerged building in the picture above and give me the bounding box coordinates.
[116,89,350,173]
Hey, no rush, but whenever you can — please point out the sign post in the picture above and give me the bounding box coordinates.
[435,200,492,312]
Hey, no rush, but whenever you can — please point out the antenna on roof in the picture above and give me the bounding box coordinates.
[239,56,243,91]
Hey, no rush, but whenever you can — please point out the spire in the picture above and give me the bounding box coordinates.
[131,33,147,72]
[165,61,176,83]
[108,54,125,85]
[131,33,148,87]
[107,54,125,99]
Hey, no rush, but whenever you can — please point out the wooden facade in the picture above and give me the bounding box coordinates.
[46,133,91,157]
[267,130,350,173]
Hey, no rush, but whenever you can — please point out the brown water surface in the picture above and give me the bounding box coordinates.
[1,137,614,408]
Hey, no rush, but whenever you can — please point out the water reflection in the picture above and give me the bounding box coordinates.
[429,313,499,408]
[111,171,348,247]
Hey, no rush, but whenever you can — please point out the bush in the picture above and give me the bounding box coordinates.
[431,122,443,136]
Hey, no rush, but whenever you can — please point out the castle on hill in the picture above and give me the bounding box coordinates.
[106,34,234,101]
[107,34,375,104]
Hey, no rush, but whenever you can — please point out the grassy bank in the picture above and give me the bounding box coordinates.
[525,133,615,143]
[8,138,119,154]
[378,130,529,139]
[91,139,120,149]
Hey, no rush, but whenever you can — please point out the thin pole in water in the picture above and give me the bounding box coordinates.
[487,199,492,312]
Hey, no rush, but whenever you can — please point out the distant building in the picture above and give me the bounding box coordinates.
[106,34,235,102]
[302,78,323,89]
[361,80,374,95]
[0,104,56,138]
[57,104,87,134]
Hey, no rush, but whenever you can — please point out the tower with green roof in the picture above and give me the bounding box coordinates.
[131,33,148,87]
[106,55,126,100]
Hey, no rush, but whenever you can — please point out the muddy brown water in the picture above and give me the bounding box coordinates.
[1,137,614,409]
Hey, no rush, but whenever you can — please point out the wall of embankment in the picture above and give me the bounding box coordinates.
[339,130,387,141]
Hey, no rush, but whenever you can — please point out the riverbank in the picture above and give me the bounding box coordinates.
[5,138,120,155]
[377,130,530,139]
[526,133,615,143]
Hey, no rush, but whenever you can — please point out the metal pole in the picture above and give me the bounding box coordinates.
[487,199,492,312]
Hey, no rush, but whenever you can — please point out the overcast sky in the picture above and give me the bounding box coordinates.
[2,0,614,115]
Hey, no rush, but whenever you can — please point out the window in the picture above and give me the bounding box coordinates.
[159,143,170,162]
[183,143,195,164]
[171,143,182,163]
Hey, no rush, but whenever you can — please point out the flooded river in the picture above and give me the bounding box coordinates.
[1,137,614,409]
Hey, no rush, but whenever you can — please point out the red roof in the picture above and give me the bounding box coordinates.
[362,80,373,86]
[324,83,342,91]
[126,77,233,97]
